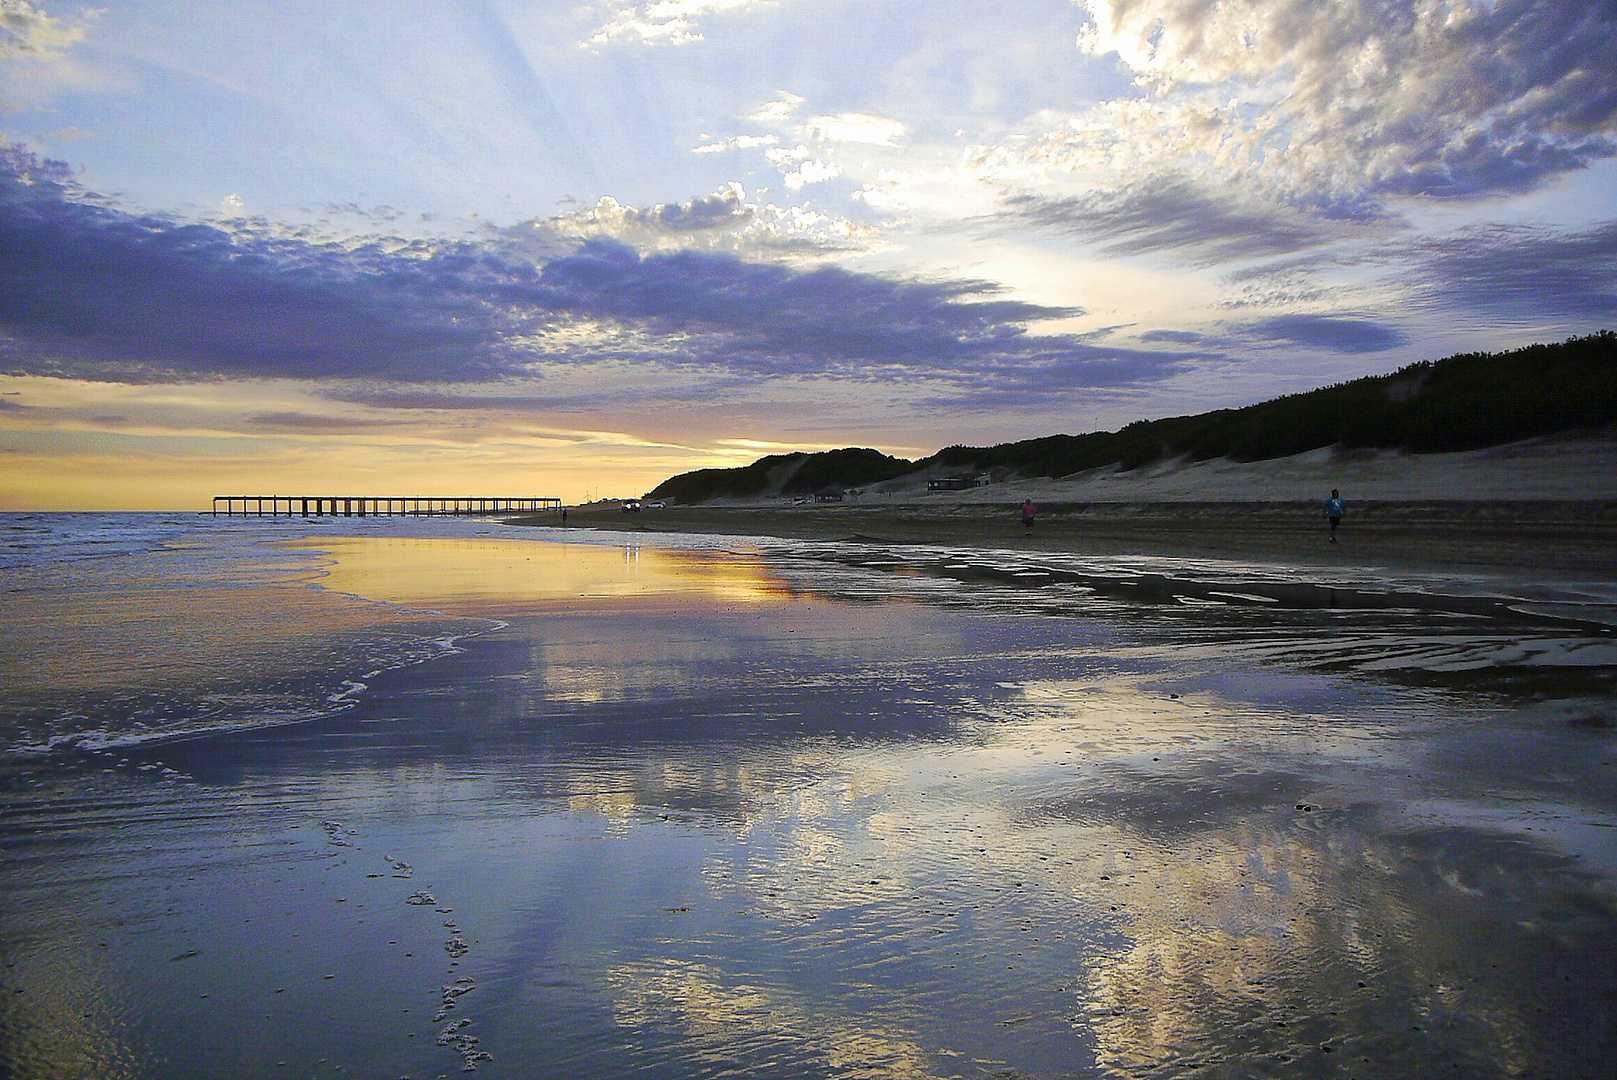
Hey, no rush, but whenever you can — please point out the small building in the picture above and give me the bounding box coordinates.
[928,476,980,491]
[813,487,844,503]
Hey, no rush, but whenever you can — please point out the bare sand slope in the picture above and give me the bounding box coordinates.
[926,434,1617,504]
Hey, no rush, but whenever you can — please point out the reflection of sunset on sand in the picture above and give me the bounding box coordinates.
[289,535,791,613]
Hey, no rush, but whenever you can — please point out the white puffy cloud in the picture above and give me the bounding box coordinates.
[0,0,85,59]
[762,144,842,189]
[780,158,841,189]
[0,0,95,110]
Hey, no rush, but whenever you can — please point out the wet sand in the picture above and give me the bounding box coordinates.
[4,522,1615,1078]
[529,498,1617,581]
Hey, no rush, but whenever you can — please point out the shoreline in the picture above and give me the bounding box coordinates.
[512,498,1617,583]
[512,436,1617,583]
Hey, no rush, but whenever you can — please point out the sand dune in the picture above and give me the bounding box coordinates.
[954,434,1617,504]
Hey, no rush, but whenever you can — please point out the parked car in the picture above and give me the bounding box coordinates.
[645,500,666,509]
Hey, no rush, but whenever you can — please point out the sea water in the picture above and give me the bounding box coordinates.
[1,514,1614,1078]
[0,512,501,753]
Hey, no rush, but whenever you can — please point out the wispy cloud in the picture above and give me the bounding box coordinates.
[1403,220,1617,323]
[483,183,871,260]
[1236,315,1409,355]
[746,90,804,126]
[244,411,404,432]
[1225,217,1617,329]
[693,133,781,154]
[594,183,757,234]
[804,113,907,147]
[1001,176,1376,264]
[583,0,766,47]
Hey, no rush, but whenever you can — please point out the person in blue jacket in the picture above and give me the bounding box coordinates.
[1323,489,1343,542]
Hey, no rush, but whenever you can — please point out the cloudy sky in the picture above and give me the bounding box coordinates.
[2,0,1613,508]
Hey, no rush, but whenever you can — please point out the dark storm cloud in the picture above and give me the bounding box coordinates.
[1001,177,1353,264]
[532,239,1073,370]
[0,146,1191,397]
[0,146,517,382]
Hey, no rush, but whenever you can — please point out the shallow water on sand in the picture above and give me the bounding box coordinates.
[2,524,1615,1078]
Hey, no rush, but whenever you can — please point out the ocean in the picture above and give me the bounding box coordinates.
[2,512,1614,1078]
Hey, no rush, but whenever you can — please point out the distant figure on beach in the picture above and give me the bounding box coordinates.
[1020,499,1036,530]
[1323,489,1343,542]
[561,508,568,526]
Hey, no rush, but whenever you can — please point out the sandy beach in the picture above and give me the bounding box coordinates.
[533,436,1617,581]
[541,498,1616,580]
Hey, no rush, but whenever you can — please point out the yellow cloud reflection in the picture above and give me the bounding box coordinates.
[287,536,790,617]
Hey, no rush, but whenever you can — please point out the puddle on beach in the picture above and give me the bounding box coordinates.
[2,530,1614,1079]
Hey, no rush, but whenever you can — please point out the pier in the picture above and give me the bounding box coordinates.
[212,496,561,517]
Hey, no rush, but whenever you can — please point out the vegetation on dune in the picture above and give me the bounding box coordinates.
[644,332,1617,503]
[646,447,913,504]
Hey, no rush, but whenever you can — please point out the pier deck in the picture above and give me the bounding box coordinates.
[212,496,561,517]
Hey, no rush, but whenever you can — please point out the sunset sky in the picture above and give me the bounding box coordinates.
[2,0,1614,509]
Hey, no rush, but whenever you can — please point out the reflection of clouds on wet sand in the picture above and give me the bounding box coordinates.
[609,958,937,1078]
[583,664,1614,1077]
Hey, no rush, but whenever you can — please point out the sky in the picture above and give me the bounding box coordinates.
[1,0,1614,509]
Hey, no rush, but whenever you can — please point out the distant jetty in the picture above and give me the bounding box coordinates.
[211,496,561,517]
